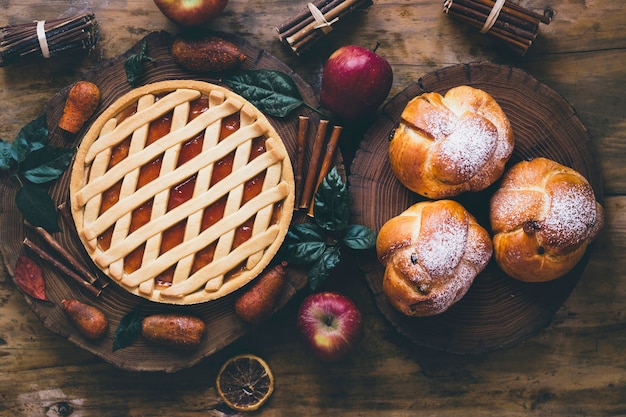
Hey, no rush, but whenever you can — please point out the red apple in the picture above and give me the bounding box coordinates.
[319,44,393,121]
[152,0,229,27]
[297,292,363,362]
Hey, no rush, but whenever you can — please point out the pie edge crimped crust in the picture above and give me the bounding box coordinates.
[70,80,295,304]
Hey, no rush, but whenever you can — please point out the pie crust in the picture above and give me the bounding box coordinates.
[70,80,295,304]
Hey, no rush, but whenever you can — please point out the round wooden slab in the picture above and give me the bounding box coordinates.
[350,63,603,354]
[0,31,331,372]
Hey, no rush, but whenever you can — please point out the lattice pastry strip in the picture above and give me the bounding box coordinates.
[70,80,295,304]
[109,94,155,279]
[169,92,223,289]
[204,103,256,292]
[83,118,117,251]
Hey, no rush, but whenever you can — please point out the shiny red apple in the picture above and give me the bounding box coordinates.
[320,44,393,121]
[297,292,363,362]
[152,0,229,27]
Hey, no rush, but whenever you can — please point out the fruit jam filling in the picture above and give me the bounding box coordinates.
[97,95,274,289]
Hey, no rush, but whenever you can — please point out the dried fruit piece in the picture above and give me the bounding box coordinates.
[61,299,109,340]
[234,262,287,324]
[216,354,274,412]
[172,33,246,73]
[58,81,101,134]
[141,314,206,350]
[14,255,47,301]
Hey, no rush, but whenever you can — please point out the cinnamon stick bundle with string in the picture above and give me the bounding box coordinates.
[443,0,552,55]
[0,13,98,67]
[277,0,373,55]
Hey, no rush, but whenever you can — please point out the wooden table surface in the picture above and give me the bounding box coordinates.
[1,0,625,415]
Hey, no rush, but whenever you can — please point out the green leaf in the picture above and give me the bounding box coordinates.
[10,114,48,163]
[308,246,341,291]
[282,223,327,264]
[222,70,304,118]
[0,139,13,171]
[21,146,75,184]
[15,184,60,232]
[313,167,350,232]
[113,307,142,352]
[285,241,327,265]
[343,224,377,250]
[125,41,156,87]
[286,222,326,243]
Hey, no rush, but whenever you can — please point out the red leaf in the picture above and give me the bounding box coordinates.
[14,255,47,301]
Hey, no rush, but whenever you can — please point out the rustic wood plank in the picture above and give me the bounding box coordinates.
[1,0,625,415]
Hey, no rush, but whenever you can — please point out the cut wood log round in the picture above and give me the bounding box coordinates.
[0,31,336,372]
[350,62,603,354]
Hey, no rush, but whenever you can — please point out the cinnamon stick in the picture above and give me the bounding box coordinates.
[23,238,101,297]
[294,115,310,208]
[0,13,98,67]
[452,0,539,33]
[286,0,369,47]
[307,125,342,217]
[27,224,100,286]
[277,0,372,55]
[299,120,329,209]
[58,201,109,288]
[447,3,536,43]
[276,0,338,39]
[443,0,550,55]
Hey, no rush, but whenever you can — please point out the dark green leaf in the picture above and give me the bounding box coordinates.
[113,307,142,352]
[343,224,377,250]
[286,223,326,243]
[125,41,156,87]
[222,70,304,118]
[10,114,48,162]
[282,223,326,264]
[308,246,341,291]
[0,139,13,171]
[15,185,60,232]
[284,240,327,265]
[313,167,350,232]
[21,147,74,184]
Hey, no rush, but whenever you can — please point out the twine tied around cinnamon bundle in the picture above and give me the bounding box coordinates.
[443,0,553,55]
[276,0,373,56]
[0,13,98,67]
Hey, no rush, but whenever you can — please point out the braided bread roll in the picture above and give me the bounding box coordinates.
[376,200,492,317]
[490,157,604,282]
[389,86,514,199]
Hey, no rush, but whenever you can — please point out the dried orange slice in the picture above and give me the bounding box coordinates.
[216,354,275,412]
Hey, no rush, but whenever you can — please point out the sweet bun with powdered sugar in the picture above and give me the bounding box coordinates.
[489,157,604,282]
[388,85,514,199]
[376,199,493,317]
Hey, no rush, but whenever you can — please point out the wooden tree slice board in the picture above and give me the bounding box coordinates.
[350,63,603,354]
[0,31,333,372]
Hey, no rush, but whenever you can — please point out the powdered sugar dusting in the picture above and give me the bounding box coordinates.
[417,212,467,277]
[491,188,547,233]
[419,104,455,141]
[433,113,498,181]
[543,182,597,248]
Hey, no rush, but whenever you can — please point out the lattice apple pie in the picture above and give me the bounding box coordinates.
[70,80,295,304]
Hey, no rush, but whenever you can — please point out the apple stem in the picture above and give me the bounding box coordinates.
[372,42,381,54]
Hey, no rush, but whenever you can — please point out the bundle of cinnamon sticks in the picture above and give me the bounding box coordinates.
[294,116,342,216]
[22,202,107,297]
[276,0,372,55]
[443,0,552,55]
[0,13,98,66]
